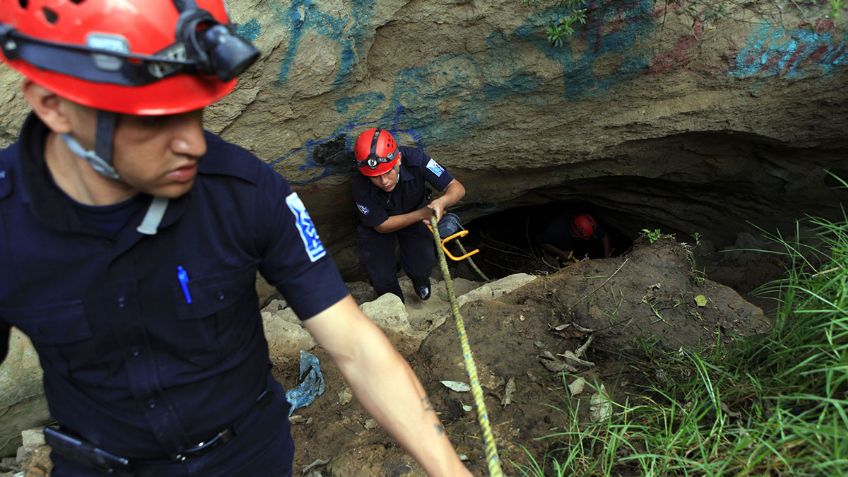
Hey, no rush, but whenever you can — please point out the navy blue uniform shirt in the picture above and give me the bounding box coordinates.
[351,146,454,228]
[0,114,349,458]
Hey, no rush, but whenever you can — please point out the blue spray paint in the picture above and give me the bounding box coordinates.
[272,0,659,183]
[516,0,655,98]
[731,24,848,79]
[235,19,262,42]
[272,0,375,86]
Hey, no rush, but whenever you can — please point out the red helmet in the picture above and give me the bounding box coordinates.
[354,128,401,177]
[0,0,259,115]
[570,214,597,240]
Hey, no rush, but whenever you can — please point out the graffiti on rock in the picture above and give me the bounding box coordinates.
[731,24,847,79]
[272,0,374,86]
[262,1,845,183]
[267,1,666,183]
[514,0,657,98]
[235,19,262,42]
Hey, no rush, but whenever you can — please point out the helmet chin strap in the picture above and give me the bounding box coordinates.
[60,111,170,235]
[60,110,121,181]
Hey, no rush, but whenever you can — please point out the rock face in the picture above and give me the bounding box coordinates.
[0,1,845,277]
[0,330,49,457]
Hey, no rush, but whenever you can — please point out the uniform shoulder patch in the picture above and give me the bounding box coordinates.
[425,158,444,177]
[356,203,370,216]
[285,192,326,262]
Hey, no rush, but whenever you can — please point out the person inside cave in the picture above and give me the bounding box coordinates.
[537,213,612,264]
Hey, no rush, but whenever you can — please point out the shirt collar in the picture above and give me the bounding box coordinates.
[16,112,189,237]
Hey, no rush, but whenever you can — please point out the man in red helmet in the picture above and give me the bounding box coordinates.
[351,128,466,302]
[538,213,612,264]
[0,2,470,476]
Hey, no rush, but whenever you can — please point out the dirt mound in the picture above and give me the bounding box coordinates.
[283,238,771,475]
[510,237,771,352]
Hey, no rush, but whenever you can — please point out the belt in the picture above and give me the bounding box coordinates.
[173,387,274,462]
[49,384,277,474]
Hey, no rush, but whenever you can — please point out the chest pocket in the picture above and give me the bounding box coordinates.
[171,264,261,367]
[1,300,94,376]
[176,265,256,320]
[4,300,91,345]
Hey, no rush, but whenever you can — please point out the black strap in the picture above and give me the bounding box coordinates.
[0,28,191,86]
[95,111,117,170]
[369,128,383,159]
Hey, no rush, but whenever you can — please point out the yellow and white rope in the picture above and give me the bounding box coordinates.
[429,215,503,477]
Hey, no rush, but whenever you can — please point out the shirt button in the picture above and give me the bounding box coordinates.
[117,296,127,309]
[131,348,141,358]
[148,399,156,409]
[216,291,225,301]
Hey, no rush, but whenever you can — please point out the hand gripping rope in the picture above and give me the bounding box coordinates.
[429,215,503,477]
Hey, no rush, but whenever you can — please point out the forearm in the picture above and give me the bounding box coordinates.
[305,298,469,476]
[431,180,465,210]
[375,209,430,233]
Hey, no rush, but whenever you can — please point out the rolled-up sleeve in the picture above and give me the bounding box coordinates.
[420,153,454,191]
[254,165,349,320]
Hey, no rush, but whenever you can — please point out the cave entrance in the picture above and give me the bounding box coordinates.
[449,201,634,281]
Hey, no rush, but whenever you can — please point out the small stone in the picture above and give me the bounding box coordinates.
[364,419,378,430]
[338,388,353,406]
[501,377,516,407]
[289,415,308,424]
[21,429,44,448]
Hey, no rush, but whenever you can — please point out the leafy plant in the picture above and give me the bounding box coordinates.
[831,0,845,19]
[691,231,702,247]
[546,9,587,47]
[641,228,675,244]
[523,0,588,47]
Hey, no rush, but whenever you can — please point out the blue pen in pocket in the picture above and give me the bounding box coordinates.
[177,265,192,304]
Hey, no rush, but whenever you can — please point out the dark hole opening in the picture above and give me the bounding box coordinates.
[18,0,28,9]
[824,169,848,188]
[451,201,634,280]
[312,135,354,171]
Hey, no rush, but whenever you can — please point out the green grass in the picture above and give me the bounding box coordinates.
[516,208,848,476]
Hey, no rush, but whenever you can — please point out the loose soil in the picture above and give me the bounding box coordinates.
[276,238,773,476]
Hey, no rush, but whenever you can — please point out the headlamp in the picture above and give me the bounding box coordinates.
[356,151,398,170]
[175,6,260,81]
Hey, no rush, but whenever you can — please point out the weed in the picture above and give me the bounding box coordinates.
[830,0,845,19]
[520,207,848,475]
[522,0,587,46]
[641,228,675,244]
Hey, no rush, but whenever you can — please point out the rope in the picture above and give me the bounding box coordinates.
[429,215,504,477]
[454,239,490,282]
